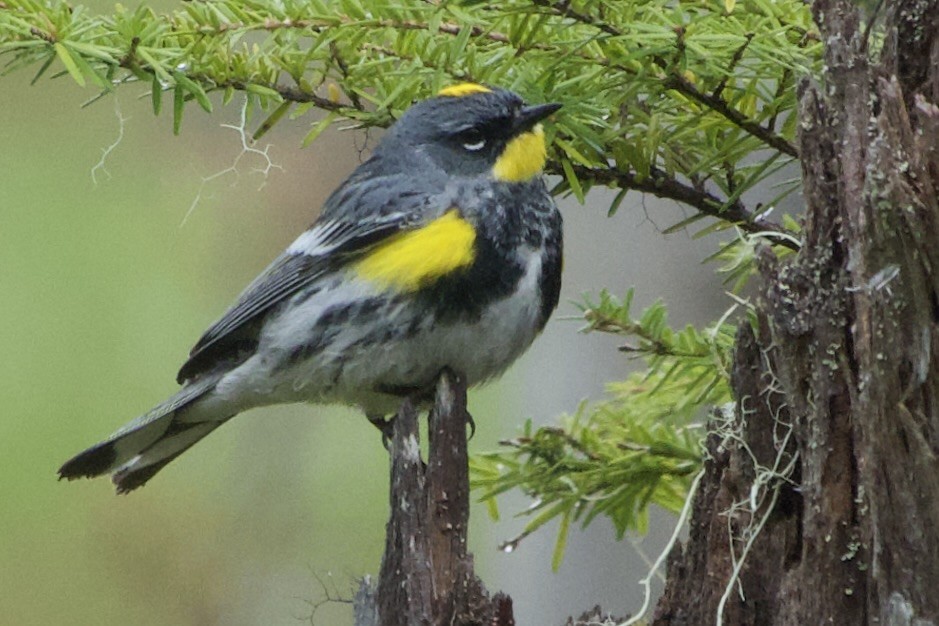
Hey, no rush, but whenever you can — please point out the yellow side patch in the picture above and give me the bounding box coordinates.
[355,210,476,291]
[493,124,548,182]
[437,83,492,98]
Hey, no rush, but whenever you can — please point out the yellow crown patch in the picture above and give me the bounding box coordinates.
[437,83,492,98]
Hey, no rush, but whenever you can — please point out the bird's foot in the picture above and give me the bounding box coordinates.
[367,414,395,450]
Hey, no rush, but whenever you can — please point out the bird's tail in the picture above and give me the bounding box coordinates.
[58,375,231,494]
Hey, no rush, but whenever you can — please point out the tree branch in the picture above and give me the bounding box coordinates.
[532,0,800,158]
[663,73,800,158]
[559,163,800,250]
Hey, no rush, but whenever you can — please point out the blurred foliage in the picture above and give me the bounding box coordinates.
[473,290,734,568]
[0,72,394,625]
[1,0,817,579]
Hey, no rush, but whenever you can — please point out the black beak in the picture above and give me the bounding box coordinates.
[515,102,563,133]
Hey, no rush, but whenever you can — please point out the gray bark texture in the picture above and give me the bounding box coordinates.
[653,1,939,624]
[353,369,515,626]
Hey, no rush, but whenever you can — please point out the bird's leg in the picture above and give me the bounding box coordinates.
[370,372,475,451]
[367,414,395,450]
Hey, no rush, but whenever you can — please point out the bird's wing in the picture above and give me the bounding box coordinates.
[175,209,417,384]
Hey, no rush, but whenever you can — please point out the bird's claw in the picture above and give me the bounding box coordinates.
[367,414,395,450]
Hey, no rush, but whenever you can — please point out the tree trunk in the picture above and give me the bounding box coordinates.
[654,1,939,624]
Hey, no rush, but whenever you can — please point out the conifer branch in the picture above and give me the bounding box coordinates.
[532,0,800,158]
[561,163,800,250]
[662,73,800,158]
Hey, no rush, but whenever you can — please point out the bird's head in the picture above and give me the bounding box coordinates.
[377,83,562,182]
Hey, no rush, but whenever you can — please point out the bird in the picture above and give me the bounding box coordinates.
[58,83,563,493]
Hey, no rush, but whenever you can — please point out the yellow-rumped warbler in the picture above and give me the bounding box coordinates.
[59,83,563,493]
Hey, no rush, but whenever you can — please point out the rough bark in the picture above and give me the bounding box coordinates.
[653,1,939,624]
[354,369,515,626]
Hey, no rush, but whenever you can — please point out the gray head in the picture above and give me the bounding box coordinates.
[376,84,562,181]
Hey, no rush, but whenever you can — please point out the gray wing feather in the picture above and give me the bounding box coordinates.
[176,210,416,383]
[176,160,449,384]
[185,253,319,358]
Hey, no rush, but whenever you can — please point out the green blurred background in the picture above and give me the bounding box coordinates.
[0,24,729,625]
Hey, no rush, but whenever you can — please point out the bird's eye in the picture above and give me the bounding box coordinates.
[459,129,486,152]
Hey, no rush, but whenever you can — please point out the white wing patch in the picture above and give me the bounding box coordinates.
[286,213,411,257]
[287,221,347,256]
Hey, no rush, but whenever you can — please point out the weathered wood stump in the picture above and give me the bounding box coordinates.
[354,368,514,626]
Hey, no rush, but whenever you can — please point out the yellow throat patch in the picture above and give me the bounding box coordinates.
[493,124,548,182]
[354,210,476,291]
[437,83,492,98]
